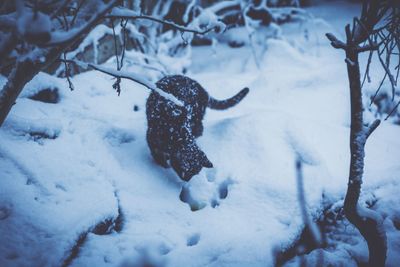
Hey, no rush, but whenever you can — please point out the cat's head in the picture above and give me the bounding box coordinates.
[171,143,213,181]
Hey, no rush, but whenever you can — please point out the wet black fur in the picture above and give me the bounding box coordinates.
[146,75,249,181]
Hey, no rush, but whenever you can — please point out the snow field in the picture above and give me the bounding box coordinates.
[1,1,400,266]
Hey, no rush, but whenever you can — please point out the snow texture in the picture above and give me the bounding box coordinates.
[0,1,399,267]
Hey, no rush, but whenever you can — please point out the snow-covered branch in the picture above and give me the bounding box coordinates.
[45,0,119,46]
[108,7,225,35]
[61,59,183,107]
[87,63,183,106]
[325,33,346,50]
[365,119,380,139]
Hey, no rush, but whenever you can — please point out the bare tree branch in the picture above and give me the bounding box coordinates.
[385,99,400,120]
[326,33,347,50]
[365,119,381,139]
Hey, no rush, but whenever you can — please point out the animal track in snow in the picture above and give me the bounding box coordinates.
[126,241,172,267]
[55,183,67,192]
[218,179,234,200]
[211,178,234,208]
[187,233,201,247]
[104,128,135,146]
[0,203,12,220]
[179,170,235,211]
[179,185,207,211]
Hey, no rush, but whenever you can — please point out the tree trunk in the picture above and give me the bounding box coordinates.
[0,46,64,127]
[0,60,39,126]
[344,47,387,267]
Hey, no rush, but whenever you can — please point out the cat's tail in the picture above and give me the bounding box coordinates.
[207,87,250,110]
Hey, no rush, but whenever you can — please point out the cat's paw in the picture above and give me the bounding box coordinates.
[179,169,235,211]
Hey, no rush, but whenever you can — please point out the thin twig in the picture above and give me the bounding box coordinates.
[62,11,69,31]
[63,52,74,91]
[362,49,374,88]
[70,0,86,27]
[370,72,388,105]
[119,19,128,70]
[50,0,73,19]
[356,17,398,100]
[111,19,120,70]
[377,45,397,99]
[384,99,400,120]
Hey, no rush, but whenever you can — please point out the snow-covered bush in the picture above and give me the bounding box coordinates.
[52,0,229,81]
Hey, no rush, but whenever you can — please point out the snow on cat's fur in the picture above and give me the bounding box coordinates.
[146,75,249,181]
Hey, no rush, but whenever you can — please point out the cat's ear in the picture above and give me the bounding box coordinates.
[202,155,213,168]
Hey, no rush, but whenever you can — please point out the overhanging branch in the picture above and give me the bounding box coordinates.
[60,59,184,106]
[88,63,184,107]
[108,7,223,35]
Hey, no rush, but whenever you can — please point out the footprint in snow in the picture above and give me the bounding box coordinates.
[0,204,12,220]
[104,127,135,146]
[121,241,172,267]
[187,233,201,247]
[179,169,235,211]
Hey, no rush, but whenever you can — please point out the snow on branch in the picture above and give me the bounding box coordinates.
[62,59,183,106]
[89,63,184,106]
[365,119,381,140]
[45,0,119,46]
[325,33,346,50]
[108,7,225,35]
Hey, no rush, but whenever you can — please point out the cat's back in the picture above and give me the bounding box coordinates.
[155,75,208,105]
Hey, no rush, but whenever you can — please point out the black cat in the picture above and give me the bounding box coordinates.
[146,75,249,181]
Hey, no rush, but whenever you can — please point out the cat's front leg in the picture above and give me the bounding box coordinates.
[150,147,170,168]
[191,122,204,138]
[147,130,170,168]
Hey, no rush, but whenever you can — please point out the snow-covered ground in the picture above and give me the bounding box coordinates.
[1,1,399,267]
